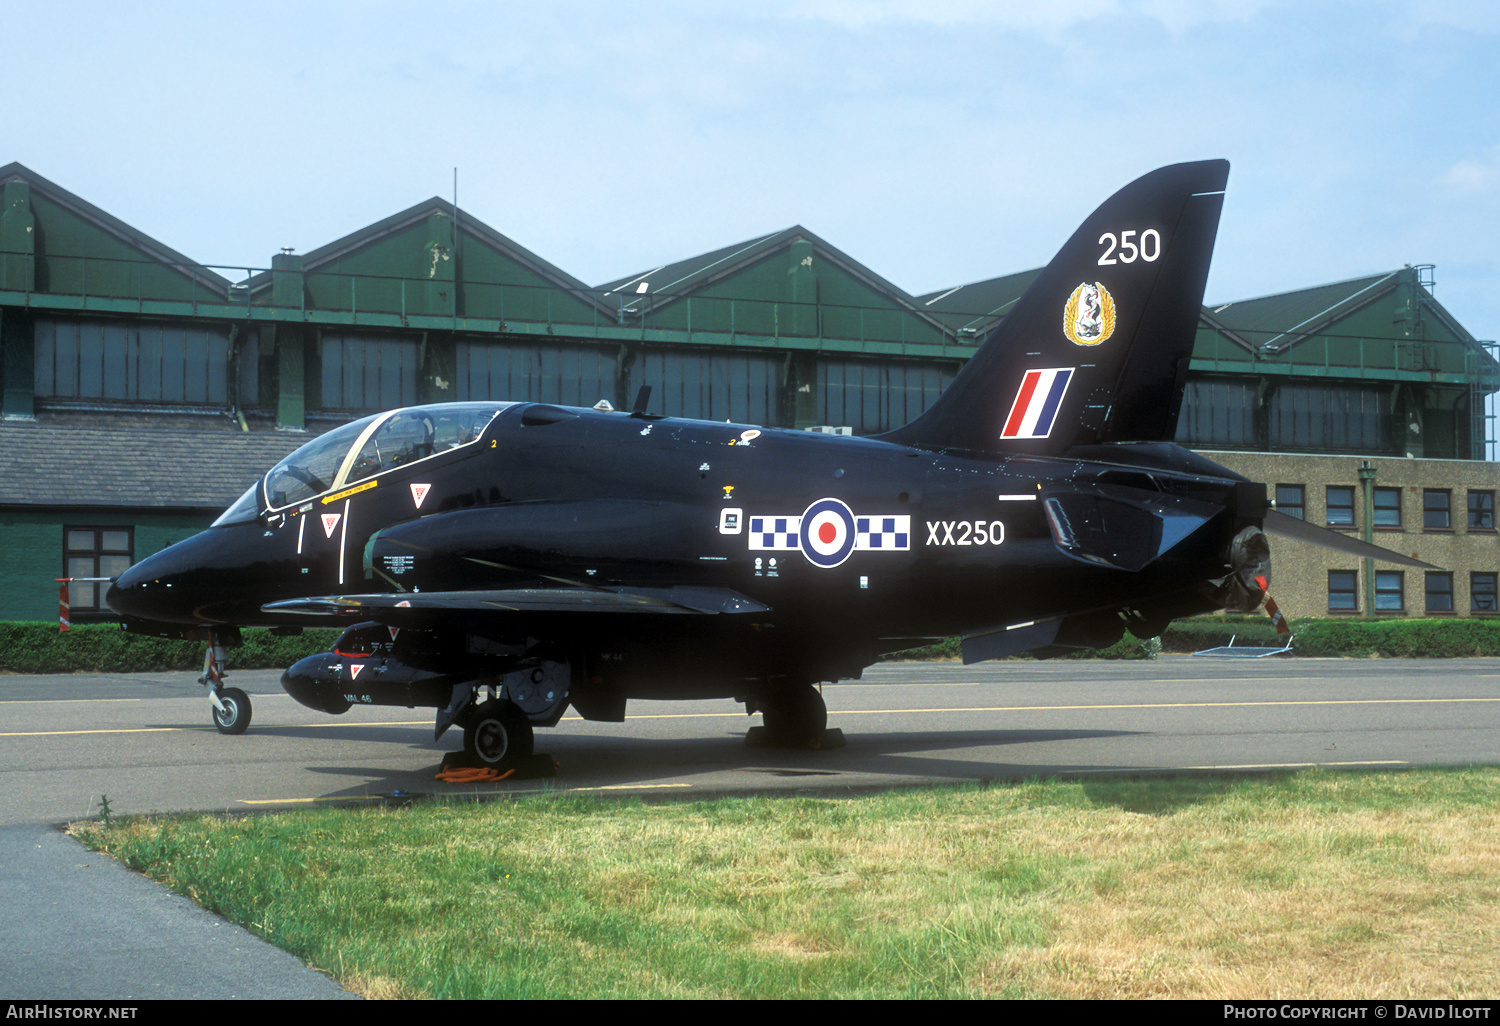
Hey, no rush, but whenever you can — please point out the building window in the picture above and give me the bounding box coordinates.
[1425,572,1454,613]
[1373,486,1402,528]
[1473,573,1498,613]
[1275,485,1305,520]
[64,527,133,615]
[1327,486,1355,527]
[1424,490,1452,529]
[1468,491,1495,531]
[1375,571,1404,612]
[1328,570,1358,611]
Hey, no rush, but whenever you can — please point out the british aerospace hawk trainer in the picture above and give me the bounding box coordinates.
[107,160,1429,770]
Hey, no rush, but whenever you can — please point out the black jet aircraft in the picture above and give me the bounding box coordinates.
[107,159,1430,771]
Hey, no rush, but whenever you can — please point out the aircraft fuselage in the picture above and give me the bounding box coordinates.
[111,400,1257,700]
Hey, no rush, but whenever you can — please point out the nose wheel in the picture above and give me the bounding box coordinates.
[212,687,252,735]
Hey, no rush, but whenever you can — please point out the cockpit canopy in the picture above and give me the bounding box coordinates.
[214,402,514,526]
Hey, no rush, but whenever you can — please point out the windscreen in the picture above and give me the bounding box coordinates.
[264,414,383,511]
[345,404,505,483]
[262,403,513,513]
[212,481,264,526]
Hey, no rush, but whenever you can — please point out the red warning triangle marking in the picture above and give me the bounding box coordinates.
[321,512,341,538]
[389,626,400,641]
[349,663,365,680]
[411,483,431,509]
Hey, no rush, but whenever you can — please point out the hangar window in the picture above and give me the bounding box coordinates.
[642,349,784,426]
[458,342,616,407]
[1425,572,1454,613]
[1328,570,1358,611]
[1269,383,1391,453]
[320,332,419,411]
[1176,378,1257,447]
[34,317,254,407]
[64,527,132,616]
[818,357,955,434]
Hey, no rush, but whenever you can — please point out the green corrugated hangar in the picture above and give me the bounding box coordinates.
[2,161,1496,624]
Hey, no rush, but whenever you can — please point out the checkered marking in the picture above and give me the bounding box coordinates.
[747,508,910,566]
[749,517,801,550]
[856,516,911,550]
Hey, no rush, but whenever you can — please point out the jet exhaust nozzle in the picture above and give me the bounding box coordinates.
[1222,526,1272,613]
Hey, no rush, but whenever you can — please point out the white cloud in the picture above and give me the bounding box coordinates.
[1406,0,1500,33]
[785,0,1286,36]
[782,0,1120,33]
[1135,0,1284,35]
[1437,146,1500,197]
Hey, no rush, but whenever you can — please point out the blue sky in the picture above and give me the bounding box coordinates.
[10,2,1498,346]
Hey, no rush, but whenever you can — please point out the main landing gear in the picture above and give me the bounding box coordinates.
[200,631,251,735]
[745,683,844,750]
[441,660,564,777]
[461,699,535,771]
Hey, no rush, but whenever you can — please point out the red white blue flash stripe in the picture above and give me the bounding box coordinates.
[1001,367,1074,439]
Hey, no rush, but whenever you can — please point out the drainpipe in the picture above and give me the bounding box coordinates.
[1358,460,1376,614]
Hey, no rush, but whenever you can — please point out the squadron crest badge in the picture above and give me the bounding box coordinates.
[1063,281,1116,346]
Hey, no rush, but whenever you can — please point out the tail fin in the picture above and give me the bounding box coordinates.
[879,160,1228,456]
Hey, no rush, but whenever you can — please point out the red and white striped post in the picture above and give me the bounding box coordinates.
[54,577,115,632]
[55,578,71,632]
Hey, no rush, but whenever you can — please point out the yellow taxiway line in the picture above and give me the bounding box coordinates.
[6,695,1500,737]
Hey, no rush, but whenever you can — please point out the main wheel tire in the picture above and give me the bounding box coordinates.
[761,684,826,742]
[213,687,252,735]
[463,700,534,770]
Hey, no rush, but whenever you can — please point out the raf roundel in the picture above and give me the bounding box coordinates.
[798,497,857,568]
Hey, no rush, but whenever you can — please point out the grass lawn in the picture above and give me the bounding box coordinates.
[73,768,1500,999]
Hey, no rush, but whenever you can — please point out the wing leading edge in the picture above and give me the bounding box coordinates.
[263,585,770,622]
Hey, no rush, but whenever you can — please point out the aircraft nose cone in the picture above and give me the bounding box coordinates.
[106,548,181,622]
[105,529,236,626]
[106,523,294,627]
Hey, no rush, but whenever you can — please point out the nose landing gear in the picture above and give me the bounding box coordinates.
[200,631,252,735]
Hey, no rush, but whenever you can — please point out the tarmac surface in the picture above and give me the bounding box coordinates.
[0,822,354,1000]
[4,656,1499,1000]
